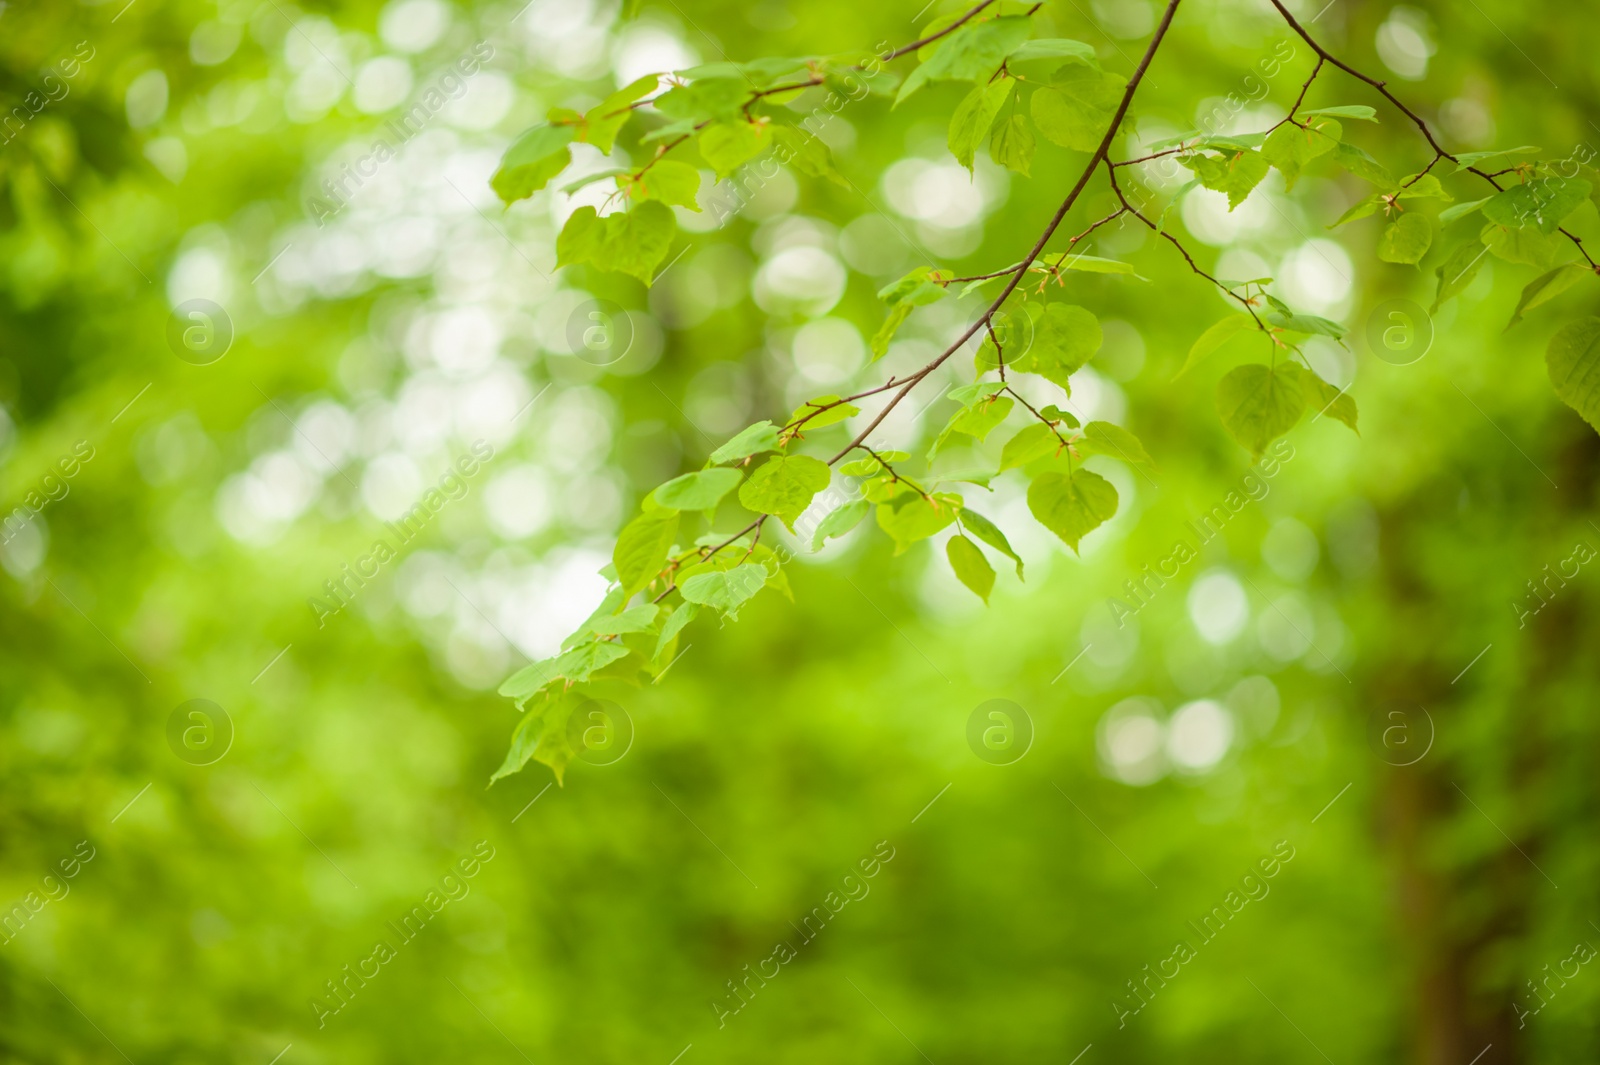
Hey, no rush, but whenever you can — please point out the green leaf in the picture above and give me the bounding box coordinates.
[896,15,1035,104]
[1548,317,1600,433]
[738,454,831,530]
[628,159,701,211]
[652,601,699,664]
[772,124,847,186]
[1177,314,1253,378]
[1301,371,1358,434]
[653,468,743,511]
[989,114,1036,176]
[811,497,870,551]
[1180,149,1270,210]
[1008,38,1096,63]
[873,267,949,357]
[876,491,960,553]
[1482,178,1592,235]
[1378,211,1432,265]
[1302,105,1377,122]
[498,642,632,704]
[1482,223,1563,271]
[1216,362,1308,458]
[1035,251,1141,277]
[492,124,576,204]
[946,391,1014,442]
[1396,174,1452,202]
[838,450,908,477]
[1333,142,1397,189]
[1509,263,1590,329]
[1026,469,1118,553]
[584,74,659,153]
[787,396,860,432]
[946,535,996,603]
[958,508,1023,577]
[710,421,782,464]
[1331,195,1380,228]
[1260,119,1337,191]
[1013,302,1101,388]
[1264,309,1347,340]
[1431,239,1492,312]
[1452,146,1540,172]
[1029,62,1127,152]
[949,77,1014,171]
[1077,421,1156,471]
[1000,422,1062,471]
[698,121,772,178]
[1439,197,1491,224]
[680,563,769,618]
[653,76,748,123]
[586,603,661,637]
[556,201,677,285]
[613,508,680,599]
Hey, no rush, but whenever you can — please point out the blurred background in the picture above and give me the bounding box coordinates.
[2,0,1598,1061]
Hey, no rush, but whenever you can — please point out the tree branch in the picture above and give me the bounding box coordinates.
[881,0,998,62]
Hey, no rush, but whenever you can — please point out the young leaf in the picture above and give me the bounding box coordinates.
[1261,118,1340,192]
[947,535,996,603]
[949,77,1014,171]
[614,508,680,599]
[873,267,950,357]
[1026,469,1118,553]
[1078,421,1156,472]
[1396,174,1452,202]
[958,508,1023,577]
[947,392,1014,442]
[1035,252,1141,277]
[628,159,702,210]
[1331,195,1380,228]
[838,450,909,477]
[895,15,1034,105]
[1301,371,1358,433]
[1264,309,1347,340]
[586,602,662,637]
[1378,211,1432,265]
[1180,149,1270,210]
[1508,263,1591,329]
[652,601,699,664]
[811,497,870,551]
[787,396,860,432]
[1013,303,1101,388]
[680,563,769,618]
[1029,63,1127,152]
[1482,224,1562,271]
[698,121,772,178]
[1302,105,1377,122]
[1216,362,1308,458]
[1000,422,1061,471]
[989,113,1036,176]
[710,421,782,464]
[653,467,743,510]
[1481,177,1592,235]
[1439,197,1491,225]
[556,201,677,284]
[876,492,960,553]
[584,74,660,153]
[1333,142,1397,189]
[1451,146,1540,172]
[1177,314,1253,378]
[738,454,831,531]
[1431,239,1491,312]
[1546,317,1600,433]
[492,125,577,204]
[1008,38,1096,63]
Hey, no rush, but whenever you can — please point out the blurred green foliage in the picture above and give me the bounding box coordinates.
[2,0,1599,1062]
